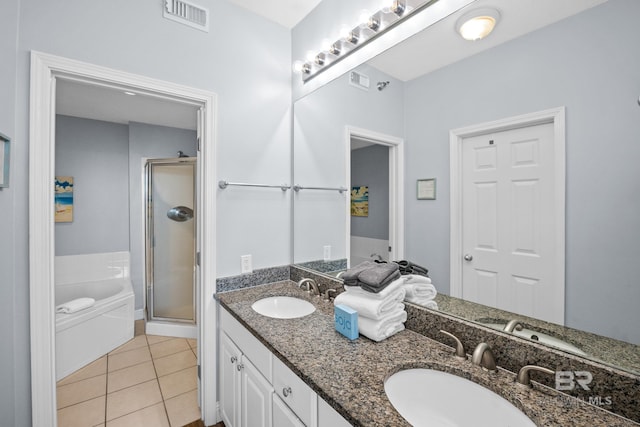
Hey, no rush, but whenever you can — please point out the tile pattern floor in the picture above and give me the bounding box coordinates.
[57,321,201,427]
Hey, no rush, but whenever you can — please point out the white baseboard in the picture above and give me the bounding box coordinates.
[146,321,197,339]
[134,309,145,320]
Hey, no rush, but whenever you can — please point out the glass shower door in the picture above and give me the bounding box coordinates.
[146,158,196,323]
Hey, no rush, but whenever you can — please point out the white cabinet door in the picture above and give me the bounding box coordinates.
[241,356,273,427]
[220,333,242,427]
[273,393,306,427]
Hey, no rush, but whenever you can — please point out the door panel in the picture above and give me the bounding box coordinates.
[461,122,561,323]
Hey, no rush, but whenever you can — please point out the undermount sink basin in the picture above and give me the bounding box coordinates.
[480,321,587,356]
[251,296,315,319]
[385,369,535,427]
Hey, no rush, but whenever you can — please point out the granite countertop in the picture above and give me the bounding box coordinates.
[216,280,638,427]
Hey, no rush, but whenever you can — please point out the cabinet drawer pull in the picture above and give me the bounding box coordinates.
[237,364,244,371]
[230,356,237,364]
[282,386,292,397]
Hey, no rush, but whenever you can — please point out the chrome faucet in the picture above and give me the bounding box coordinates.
[504,319,525,333]
[298,278,320,296]
[471,343,497,371]
[439,330,466,360]
[516,365,555,387]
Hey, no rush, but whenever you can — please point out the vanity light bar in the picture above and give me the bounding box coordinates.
[296,0,440,82]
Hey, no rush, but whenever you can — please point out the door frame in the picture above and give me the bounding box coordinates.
[29,51,218,425]
[345,126,405,265]
[449,107,565,317]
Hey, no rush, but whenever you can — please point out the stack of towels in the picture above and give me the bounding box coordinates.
[334,261,438,342]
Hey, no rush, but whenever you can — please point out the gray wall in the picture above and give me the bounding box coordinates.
[55,116,130,255]
[351,145,389,240]
[403,0,640,343]
[128,122,197,311]
[55,115,198,313]
[0,0,19,423]
[4,0,291,422]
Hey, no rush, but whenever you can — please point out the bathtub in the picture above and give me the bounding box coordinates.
[55,278,134,380]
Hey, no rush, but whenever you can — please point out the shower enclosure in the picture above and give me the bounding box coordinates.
[145,158,196,328]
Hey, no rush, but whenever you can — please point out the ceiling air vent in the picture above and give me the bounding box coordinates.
[164,0,209,32]
[349,71,370,91]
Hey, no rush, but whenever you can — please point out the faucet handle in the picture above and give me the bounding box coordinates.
[516,365,555,387]
[439,330,466,360]
[323,288,337,301]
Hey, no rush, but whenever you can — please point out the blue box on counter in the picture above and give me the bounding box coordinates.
[335,304,358,340]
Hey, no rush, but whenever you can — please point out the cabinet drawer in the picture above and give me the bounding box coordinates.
[272,355,316,426]
[220,307,272,382]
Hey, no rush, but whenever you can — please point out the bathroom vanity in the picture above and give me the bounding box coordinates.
[217,279,638,426]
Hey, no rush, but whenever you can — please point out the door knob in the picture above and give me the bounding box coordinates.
[464,254,473,261]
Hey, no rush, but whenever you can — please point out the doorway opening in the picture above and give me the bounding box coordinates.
[345,126,404,267]
[29,52,218,426]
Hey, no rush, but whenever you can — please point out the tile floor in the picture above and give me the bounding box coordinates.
[56,321,201,427]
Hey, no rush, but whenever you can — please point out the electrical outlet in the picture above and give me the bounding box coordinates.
[241,254,252,274]
[323,245,331,261]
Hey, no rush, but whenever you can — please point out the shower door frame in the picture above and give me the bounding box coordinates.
[145,157,197,324]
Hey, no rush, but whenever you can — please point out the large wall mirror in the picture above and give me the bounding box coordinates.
[293,0,640,375]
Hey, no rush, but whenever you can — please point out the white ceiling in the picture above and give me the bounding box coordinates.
[56,80,198,130]
[369,0,608,81]
[56,0,608,130]
[226,0,322,29]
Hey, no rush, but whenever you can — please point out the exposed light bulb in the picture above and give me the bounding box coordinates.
[305,50,316,62]
[329,42,341,56]
[359,10,371,27]
[292,61,304,73]
[391,0,405,16]
[321,39,332,52]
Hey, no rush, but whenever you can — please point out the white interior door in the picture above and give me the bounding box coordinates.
[460,122,563,324]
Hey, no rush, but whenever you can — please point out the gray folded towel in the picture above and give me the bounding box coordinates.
[342,261,376,286]
[358,263,401,293]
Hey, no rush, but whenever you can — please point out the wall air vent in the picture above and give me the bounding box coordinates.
[164,0,209,32]
[349,71,370,91]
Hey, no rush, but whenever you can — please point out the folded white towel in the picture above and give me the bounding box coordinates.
[405,299,438,310]
[334,289,406,319]
[404,274,432,285]
[358,309,408,342]
[404,283,437,301]
[56,297,95,314]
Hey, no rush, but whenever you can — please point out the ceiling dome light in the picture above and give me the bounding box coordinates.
[456,8,500,41]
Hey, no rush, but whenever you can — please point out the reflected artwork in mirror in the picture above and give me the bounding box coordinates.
[292,0,640,375]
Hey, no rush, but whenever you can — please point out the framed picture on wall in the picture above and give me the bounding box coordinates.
[0,133,10,188]
[351,185,369,217]
[417,178,436,200]
[55,176,74,222]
